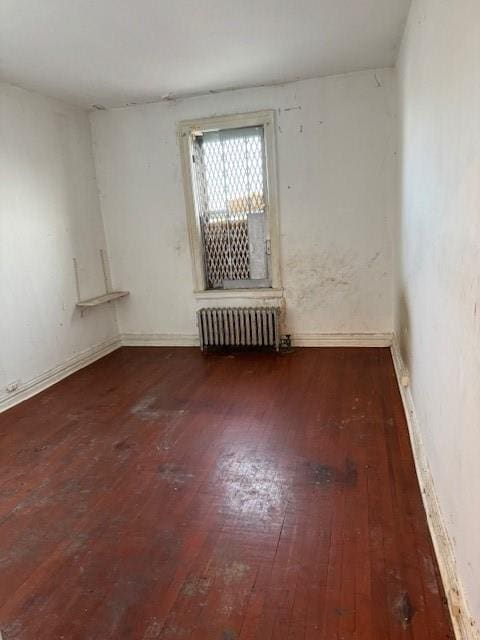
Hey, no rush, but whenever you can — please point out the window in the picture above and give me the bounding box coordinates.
[179,111,281,294]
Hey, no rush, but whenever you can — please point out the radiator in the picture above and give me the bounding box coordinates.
[197,307,280,352]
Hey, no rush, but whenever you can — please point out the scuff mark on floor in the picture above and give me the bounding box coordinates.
[182,575,211,597]
[132,395,181,419]
[221,560,250,584]
[393,592,415,628]
[132,394,189,450]
[113,439,133,451]
[308,462,335,485]
[421,552,440,594]
[158,463,194,486]
[306,458,358,487]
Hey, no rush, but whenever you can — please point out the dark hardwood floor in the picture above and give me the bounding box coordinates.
[0,347,453,639]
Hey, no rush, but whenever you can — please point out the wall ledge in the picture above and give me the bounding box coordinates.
[0,336,122,413]
[194,288,284,302]
[391,336,479,640]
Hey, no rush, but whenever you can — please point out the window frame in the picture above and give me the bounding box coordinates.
[178,110,281,295]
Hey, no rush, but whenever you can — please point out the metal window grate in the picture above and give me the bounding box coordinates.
[192,126,267,289]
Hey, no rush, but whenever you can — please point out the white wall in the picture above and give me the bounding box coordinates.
[90,69,397,341]
[0,83,118,406]
[396,0,480,629]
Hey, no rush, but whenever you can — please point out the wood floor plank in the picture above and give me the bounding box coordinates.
[0,347,454,639]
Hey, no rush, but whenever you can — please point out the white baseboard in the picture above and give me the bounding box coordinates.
[391,337,478,640]
[0,336,122,413]
[121,333,199,347]
[120,332,392,348]
[292,332,393,347]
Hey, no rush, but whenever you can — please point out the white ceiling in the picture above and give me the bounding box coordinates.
[1,0,411,109]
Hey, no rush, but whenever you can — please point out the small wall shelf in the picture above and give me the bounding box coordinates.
[73,250,129,313]
[76,291,129,308]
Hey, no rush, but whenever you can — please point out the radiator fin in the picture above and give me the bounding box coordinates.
[197,307,280,351]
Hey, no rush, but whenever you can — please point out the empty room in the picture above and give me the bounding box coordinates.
[1,0,479,638]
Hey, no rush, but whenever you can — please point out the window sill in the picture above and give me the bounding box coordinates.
[194,288,284,302]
